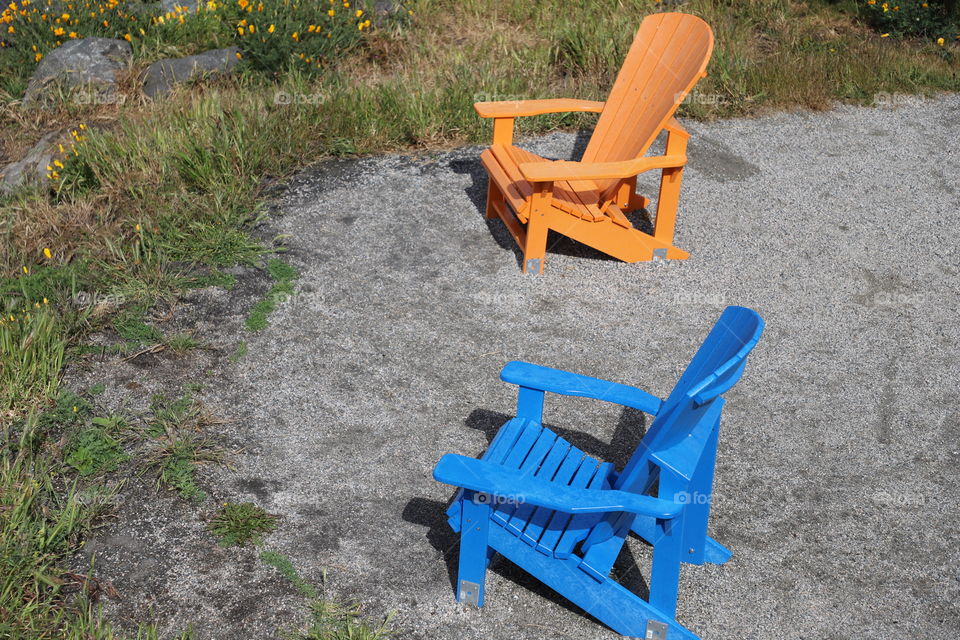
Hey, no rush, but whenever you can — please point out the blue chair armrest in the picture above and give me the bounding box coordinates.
[433,454,682,519]
[500,361,663,415]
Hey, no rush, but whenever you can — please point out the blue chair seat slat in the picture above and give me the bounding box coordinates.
[521,444,586,550]
[536,456,600,555]
[504,437,573,536]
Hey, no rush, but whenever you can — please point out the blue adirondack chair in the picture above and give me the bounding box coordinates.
[433,306,764,639]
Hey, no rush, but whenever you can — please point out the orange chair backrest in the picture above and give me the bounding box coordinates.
[582,13,714,191]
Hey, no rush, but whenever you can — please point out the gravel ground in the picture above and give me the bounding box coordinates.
[79,94,960,639]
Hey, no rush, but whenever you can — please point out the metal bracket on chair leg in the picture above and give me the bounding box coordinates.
[645,619,669,639]
[652,248,667,261]
[459,580,481,607]
[525,258,541,274]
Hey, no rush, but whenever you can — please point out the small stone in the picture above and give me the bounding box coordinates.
[0,128,72,195]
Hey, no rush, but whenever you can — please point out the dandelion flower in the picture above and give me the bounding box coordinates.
[937,37,945,46]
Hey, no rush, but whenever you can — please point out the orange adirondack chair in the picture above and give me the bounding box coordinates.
[476,13,714,274]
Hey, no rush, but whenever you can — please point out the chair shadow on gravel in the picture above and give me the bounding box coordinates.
[449,131,654,271]
[401,404,651,619]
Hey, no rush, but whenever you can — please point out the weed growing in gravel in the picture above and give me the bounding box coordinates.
[209,501,277,547]
[143,393,227,501]
[164,332,201,354]
[65,416,130,477]
[260,550,319,599]
[245,257,298,332]
[297,600,395,640]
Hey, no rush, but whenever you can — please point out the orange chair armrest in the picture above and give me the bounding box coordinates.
[518,154,687,182]
[474,99,605,118]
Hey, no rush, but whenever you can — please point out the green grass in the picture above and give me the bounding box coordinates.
[209,501,278,547]
[245,258,298,332]
[142,393,226,501]
[65,416,130,477]
[260,550,320,599]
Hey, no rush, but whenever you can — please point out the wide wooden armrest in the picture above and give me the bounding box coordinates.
[501,361,662,415]
[518,154,687,182]
[474,99,605,119]
[433,454,683,519]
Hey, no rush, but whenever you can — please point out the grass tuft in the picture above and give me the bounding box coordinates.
[209,501,278,547]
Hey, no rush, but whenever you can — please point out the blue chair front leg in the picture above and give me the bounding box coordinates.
[457,490,492,607]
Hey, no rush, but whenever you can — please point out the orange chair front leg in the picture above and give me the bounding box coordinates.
[523,182,553,274]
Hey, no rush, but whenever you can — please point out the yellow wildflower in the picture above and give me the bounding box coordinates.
[355,8,361,17]
[235,51,242,59]
[123,32,130,40]
[43,298,49,304]
[880,32,889,37]
[327,8,334,16]
[307,24,315,32]
[237,25,244,34]
[53,159,64,169]
[267,23,274,32]
[248,23,254,32]
[43,247,52,259]
[22,266,29,274]
[135,223,141,232]
[102,19,107,26]
[291,30,298,40]
[937,37,945,46]
[6,25,12,33]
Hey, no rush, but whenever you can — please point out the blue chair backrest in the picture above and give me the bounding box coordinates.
[615,306,764,491]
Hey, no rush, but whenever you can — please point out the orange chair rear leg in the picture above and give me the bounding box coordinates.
[653,125,690,258]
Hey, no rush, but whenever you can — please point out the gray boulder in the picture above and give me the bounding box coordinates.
[141,47,240,99]
[23,37,132,104]
[0,129,72,195]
